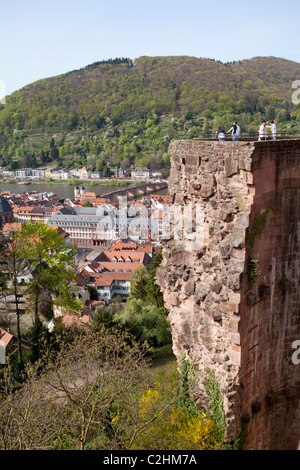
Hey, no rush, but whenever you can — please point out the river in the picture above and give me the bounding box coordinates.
[0,181,168,200]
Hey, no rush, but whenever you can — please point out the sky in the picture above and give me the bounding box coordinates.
[1,0,300,100]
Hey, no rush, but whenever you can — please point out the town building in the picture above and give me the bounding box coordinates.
[109,239,156,258]
[151,170,163,179]
[90,171,103,179]
[13,205,61,225]
[1,170,15,178]
[44,169,53,179]
[112,168,127,178]
[0,328,15,364]
[95,272,132,301]
[32,168,47,179]
[1,222,22,237]
[131,167,152,180]
[76,241,152,301]
[69,169,80,178]
[48,205,119,248]
[0,327,30,364]
[0,196,14,226]
[74,190,108,206]
[15,168,33,179]
[50,171,62,180]
[78,166,91,180]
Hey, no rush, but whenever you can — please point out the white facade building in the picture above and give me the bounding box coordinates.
[16,168,33,179]
[131,167,152,180]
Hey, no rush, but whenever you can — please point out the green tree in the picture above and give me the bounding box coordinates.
[129,266,150,303]
[0,228,29,372]
[40,149,48,164]
[14,223,81,323]
[113,298,172,347]
[49,138,59,161]
[0,327,153,450]
[145,250,166,309]
[103,165,111,177]
[92,302,122,331]
[129,251,166,309]
[87,285,98,300]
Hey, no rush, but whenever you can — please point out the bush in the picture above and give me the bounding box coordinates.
[130,388,220,450]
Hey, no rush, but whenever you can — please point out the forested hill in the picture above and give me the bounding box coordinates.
[0,55,300,174]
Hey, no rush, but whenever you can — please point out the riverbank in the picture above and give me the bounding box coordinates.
[0,180,168,200]
[1,178,138,187]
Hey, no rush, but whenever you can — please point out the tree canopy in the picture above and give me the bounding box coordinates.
[0,56,299,173]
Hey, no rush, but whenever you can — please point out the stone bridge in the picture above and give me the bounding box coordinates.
[101,181,168,201]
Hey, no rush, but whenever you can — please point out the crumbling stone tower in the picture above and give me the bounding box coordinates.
[157,139,300,450]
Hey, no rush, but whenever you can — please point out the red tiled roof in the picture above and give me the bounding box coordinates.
[85,300,104,307]
[0,328,13,347]
[13,206,33,213]
[110,240,137,250]
[95,273,114,287]
[150,194,168,201]
[96,271,132,287]
[76,273,88,286]
[109,240,154,254]
[80,191,96,197]
[136,244,154,253]
[61,313,91,327]
[50,225,69,239]
[2,222,22,235]
[95,251,147,263]
[93,262,144,272]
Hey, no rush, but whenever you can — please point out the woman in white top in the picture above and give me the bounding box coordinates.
[215,127,226,141]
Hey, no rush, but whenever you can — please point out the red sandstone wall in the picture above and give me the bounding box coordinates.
[157,139,300,450]
[157,140,256,441]
[239,140,300,450]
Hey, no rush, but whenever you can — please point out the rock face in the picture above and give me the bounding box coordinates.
[156,139,300,450]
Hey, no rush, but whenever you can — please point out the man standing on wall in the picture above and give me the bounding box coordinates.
[267,120,277,140]
[258,121,268,141]
[227,121,240,141]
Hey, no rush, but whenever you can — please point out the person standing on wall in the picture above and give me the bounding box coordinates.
[227,121,240,141]
[258,121,268,141]
[267,120,277,140]
[215,127,226,141]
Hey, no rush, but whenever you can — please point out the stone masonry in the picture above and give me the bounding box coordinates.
[156,139,300,450]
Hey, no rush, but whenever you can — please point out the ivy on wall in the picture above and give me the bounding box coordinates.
[203,369,226,443]
[245,207,275,289]
[178,352,198,415]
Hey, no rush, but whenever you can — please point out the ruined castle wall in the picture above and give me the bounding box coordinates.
[239,140,300,450]
[157,139,256,441]
[157,139,300,449]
